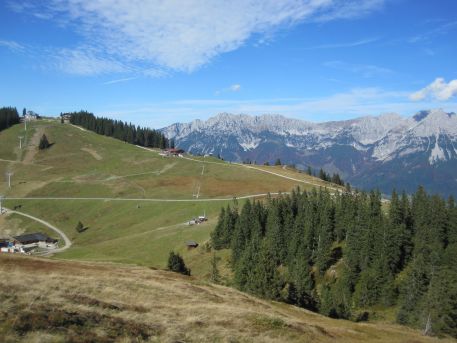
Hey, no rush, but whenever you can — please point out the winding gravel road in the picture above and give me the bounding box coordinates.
[138,145,340,191]
[4,192,285,202]
[5,208,72,255]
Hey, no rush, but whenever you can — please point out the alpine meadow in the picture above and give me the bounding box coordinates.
[1,1,457,342]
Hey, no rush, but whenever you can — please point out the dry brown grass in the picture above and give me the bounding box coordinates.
[1,255,454,343]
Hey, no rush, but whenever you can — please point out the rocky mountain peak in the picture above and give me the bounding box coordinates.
[160,109,457,196]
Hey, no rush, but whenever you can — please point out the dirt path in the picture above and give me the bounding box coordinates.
[136,145,339,192]
[4,207,72,254]
[22,126,45,164]
[0,158,49,167]
[4,193,285,202]
[70,124,86,131]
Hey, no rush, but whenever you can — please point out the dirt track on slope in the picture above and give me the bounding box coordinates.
[22,126,45,164]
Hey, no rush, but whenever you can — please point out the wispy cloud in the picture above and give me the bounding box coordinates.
[92,87,457,128]
[103,77,137,85]
[410,78,457,101]
[9,0,384,75]
[304,37,379,50]
[0,39,26,52]
[423,48,435,56]
[409,20,457,43]
[323,60,393,78]
[215,84,242,95]
[52,48,131,75]
[313,0,384,22]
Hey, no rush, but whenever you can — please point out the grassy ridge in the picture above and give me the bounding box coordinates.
[1,254,453,343]
[1,121,319,199]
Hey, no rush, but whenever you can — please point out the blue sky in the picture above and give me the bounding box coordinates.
[1,0,456,128]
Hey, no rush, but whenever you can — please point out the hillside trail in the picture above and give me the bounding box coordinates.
[164,150,341,192]
[135,145,334,191]
[22,125,45,165]
[4,192,285,202]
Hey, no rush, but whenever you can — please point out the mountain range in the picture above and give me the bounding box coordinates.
[161,109,457,196]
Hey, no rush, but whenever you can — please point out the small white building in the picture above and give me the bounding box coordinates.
[25,111,39,121]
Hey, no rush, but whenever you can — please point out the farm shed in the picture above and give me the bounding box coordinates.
[14,232,58,249]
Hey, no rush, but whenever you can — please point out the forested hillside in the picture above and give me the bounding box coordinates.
[211,187,457,337]
[66,110,169,149]
[0,107,20,132]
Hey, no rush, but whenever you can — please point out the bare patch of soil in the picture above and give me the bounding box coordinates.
[81,147,103,161]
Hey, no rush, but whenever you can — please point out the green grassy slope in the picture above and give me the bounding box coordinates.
[1,120,324,199]
[0,120,333,276]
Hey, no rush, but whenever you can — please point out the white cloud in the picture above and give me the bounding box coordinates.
[13,0,384,75]
[410,78,457,101]
[323,60,393,78]
[313,0,384,22]
[52,48,131,75]
[94,87,457,127]
[215,84,242,95]
[40,87,457,127]
[0,39,25,52]
[304,37,379,50]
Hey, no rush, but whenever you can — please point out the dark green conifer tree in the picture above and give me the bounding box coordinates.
[167,251,190,276]
[38,134,50,150]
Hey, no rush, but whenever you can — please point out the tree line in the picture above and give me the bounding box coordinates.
[0,107,20,132]
[66,111,169,149]
[211,186,457,337]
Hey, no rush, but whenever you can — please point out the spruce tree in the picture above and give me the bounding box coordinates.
[319,284,336,317]
[210,253,221,284]
[38,134,50,150]
[265,203,286,264]
[211,207,227,249]
[314,191,335,274]
[250,240,283,300]
[331,266,352,318]
[75,221,85,233]
[307,166,313,176]
[167,251,190,276]
[290,249,316,309]
[447,196,457,245]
